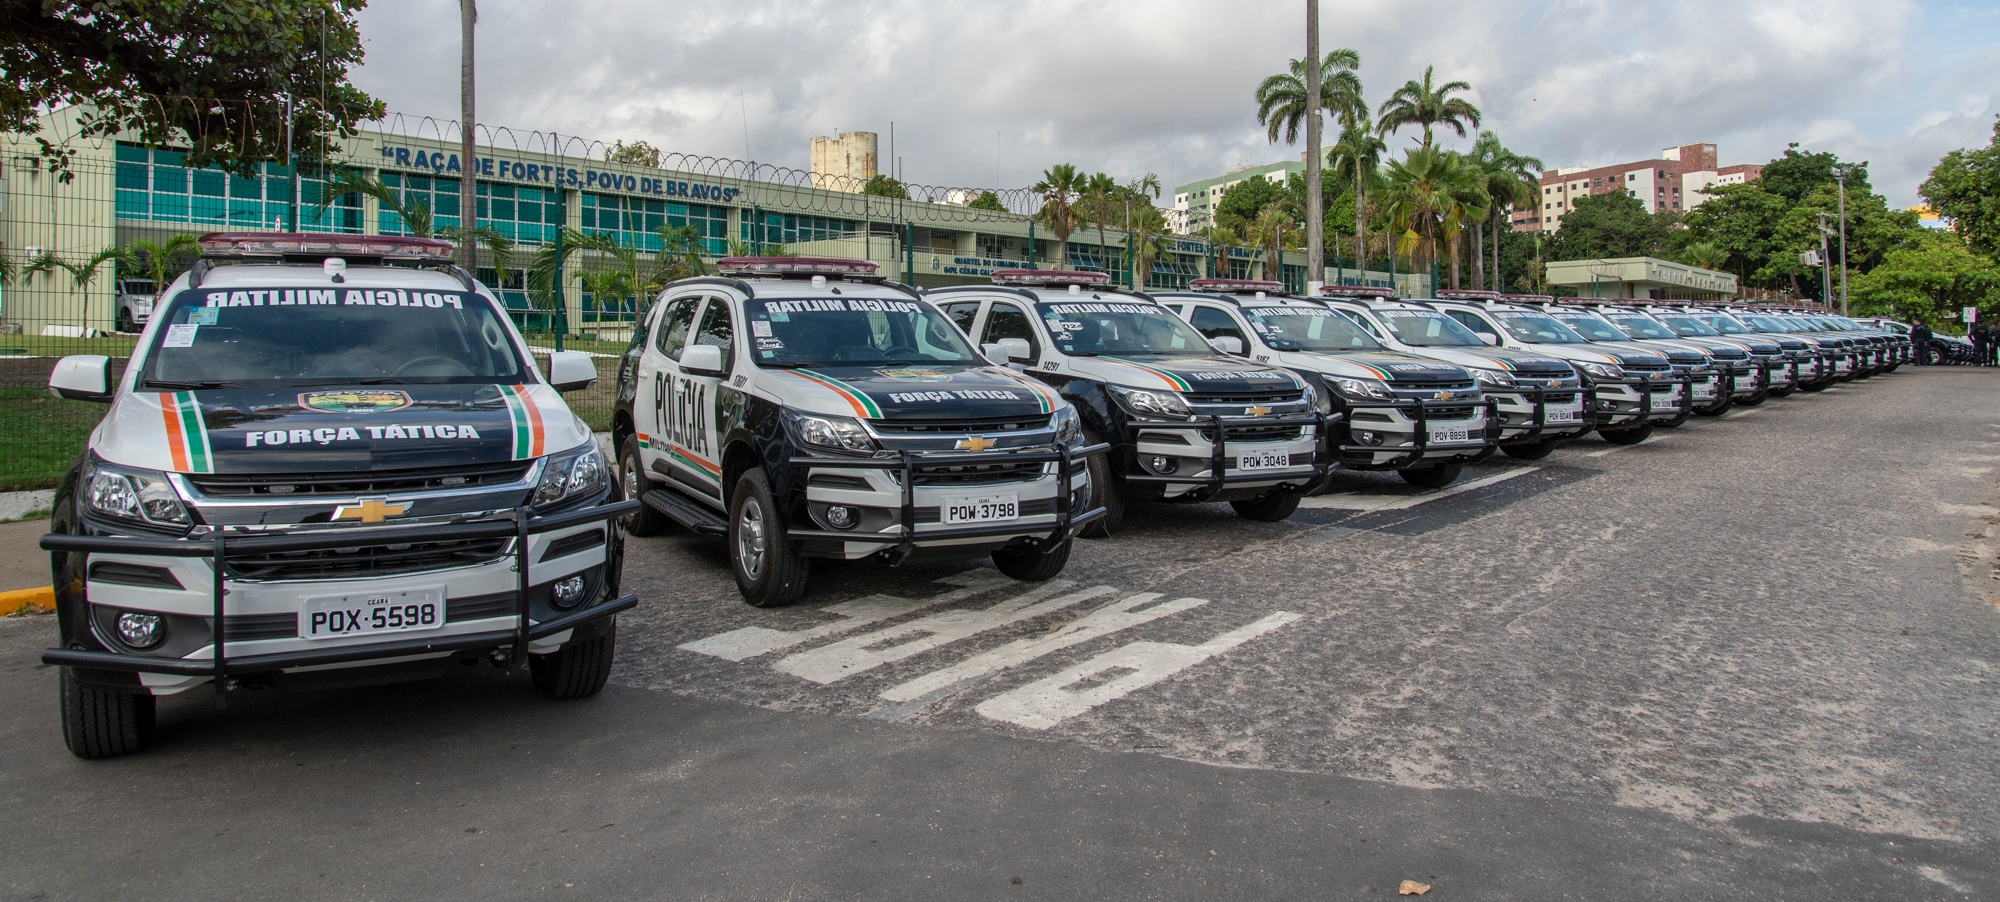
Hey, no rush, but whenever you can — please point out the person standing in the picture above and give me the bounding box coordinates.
[1912,320,1933,365]
[1973,321,1991,367]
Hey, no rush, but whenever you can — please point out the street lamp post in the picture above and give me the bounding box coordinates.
[1832,165,1853,316]
[1817,212,1833,309]
[1303,0,1324,296]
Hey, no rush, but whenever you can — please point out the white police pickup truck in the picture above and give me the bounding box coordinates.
[929,271,1325,535]
[42,232,637,758]
[612,258,1101,607]
[1153,279,1492,487]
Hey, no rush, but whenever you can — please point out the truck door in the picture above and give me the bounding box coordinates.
[979,300,1042,371]
[656,297,733,502]
[637,294,702,494]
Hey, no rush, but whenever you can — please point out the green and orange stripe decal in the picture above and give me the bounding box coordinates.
[1107,359,1192,391]
[157,392,213,473]
[1463,353,1516,371]
[500,384,546,460]
[1339,359,1394,380]
[992,370,1058,413]
[792,370,883,418]
[667,442,723,485]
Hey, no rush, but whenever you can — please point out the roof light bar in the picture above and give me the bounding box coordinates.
[198,232,455,260]
[989,269,1112,287]
[716,257,880,277]
[1318,285,1398,299]
[1500,294,1557,303]
[1188,278,1283,294]
[1435,288,1503,300]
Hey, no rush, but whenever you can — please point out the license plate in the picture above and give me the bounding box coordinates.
[1237,449,1291,470]
[1545,407,1579,423]
[1428,425,1471,444]
[1693,385,1716,399]
[1652,394,1680,410]
[302,588,444,640]
[944,493,1018,524]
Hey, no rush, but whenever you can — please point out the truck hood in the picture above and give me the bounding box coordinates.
[1269,349,1472,383]
[96,383,588,474]
[766,364,1063,420]
[1416,348,1576,378]
[1065,355,1305,394]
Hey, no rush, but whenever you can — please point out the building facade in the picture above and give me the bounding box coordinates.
[1544,256,1737,300]
[808,131,878,192]
[1513,143,1763,232]
[1171,161,1301,234]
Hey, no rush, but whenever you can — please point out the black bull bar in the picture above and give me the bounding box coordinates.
[39,500,641,689]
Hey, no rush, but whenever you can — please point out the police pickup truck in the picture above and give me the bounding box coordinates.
[1534,303,1722,421]
[1728,308,1847,391]
[1431,295,1683,445]
[1578,302,1758,414]
[612,258,1100,607]
[929,271,1323,534]
[1152,279,1492,487]
[1321,290,1590,461]
[1677,306,1822,396]
[1639,304,1795,403]
[41,232,636,758]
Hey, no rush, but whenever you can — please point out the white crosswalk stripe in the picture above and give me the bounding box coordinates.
[1301,466,1538,511]
[676,571,1011,662]
[772,582,1114,684]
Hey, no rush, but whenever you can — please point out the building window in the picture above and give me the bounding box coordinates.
[377,171,460,235]
[745,212,858,246]
[1628,173,1636,181]
[580,192,728,254]
[475,182,559,244]
[115,142,361,232]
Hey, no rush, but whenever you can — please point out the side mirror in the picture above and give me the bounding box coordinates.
[997,337,1033,362]
[681,343,727,376]
[547,350,598,392]
[982,342,1010,367]
[1210,336,1245,355]
[1477,333,1500,346]
[49,355,112,402]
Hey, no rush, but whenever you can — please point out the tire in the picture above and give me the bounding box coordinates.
[1695,398,1733,417]
[618,436,670,537]
[729,468,809,607]
[1770,385,1796,398]
[991,538,1073,581]
[1798,380,1829,393]
[60,668,154,759]
[114,309,134,334]
[1398,462,1463,488]
[530,622,617,700]
[1078,428,1124,539]
[1734,390,1768,407]
[1230,492,1301,522]
[1501,439,1560,460]
[1599,424,1654,445]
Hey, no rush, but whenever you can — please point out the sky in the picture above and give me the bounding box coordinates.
[348,0,2000,208]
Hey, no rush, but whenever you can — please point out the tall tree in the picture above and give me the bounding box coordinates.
[1546,193,1673,262]
[1379,148,1487,288]
[1468,131,1543,291]
[1376,66,1482,151]
[1216,176,1290,225]
[1921,117,2000,256]
[1032,164,1085,267]
[1253,50,1363,146]
[459,0,478,271]
[1850,228,2000,324]
[1327,121,1386,273]
[0,0,383,180]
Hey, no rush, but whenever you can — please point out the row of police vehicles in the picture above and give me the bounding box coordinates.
[40,236,1907,756]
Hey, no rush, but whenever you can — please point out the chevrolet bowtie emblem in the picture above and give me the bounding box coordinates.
[955,436,997,452]
[1245,405,1272,417]
[1434,391,1456,401]
[332,498,411,524]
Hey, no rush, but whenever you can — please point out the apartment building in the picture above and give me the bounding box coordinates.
[1513,143,1762,232]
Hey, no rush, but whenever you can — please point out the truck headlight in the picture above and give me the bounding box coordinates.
[1051,407,1082,445]
[790,412,880,454]
[84,460,190,528]
[533,442,606,508]
[1108,386,1191,418]
[1473,368,1517,389]
[1332,378,1396,402]
[1578,361,1624,380]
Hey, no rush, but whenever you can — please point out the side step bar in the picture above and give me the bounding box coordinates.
[643,489,728,536]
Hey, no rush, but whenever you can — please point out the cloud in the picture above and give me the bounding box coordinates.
[348,0,1996,205]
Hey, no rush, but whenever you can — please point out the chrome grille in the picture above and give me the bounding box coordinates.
[871,414,1053,435]
[223,536,514,581]
[188,461,533,497]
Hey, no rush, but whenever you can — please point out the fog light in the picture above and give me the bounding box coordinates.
[551,575,586,609]
[1598,399,1617,411]
[1357,431,1383,446]
[115,611,164,649]
[1148,455,1178,475]
[825,505,857,529]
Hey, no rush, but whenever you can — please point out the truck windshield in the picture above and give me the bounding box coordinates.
[1492,311,1589,344]
[1739,315,1793,332]
[140,287,528,388]
[1603,313,1678,340]
[1375,309,1484,347]
[1550,313,1628,342]
[1036,301,1211,356]
[1657,315,1722,337]
[1694,313,1753,334]
[1240,305,1381,352]
[745,298,979,367]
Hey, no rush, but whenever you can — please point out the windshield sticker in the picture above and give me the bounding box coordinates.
[162,324,199,348]
[750,320,773,337]
[755,337,785,350]
[886,389,1022,403]
[187,307,219,325]
[1246,306,1334,317]
[876,367,952,382]
[762,299,921,314]
[1042,302,1155,314]
[299,390,413,414]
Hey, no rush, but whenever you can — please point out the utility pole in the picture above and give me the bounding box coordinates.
[459,0,478,272]
[1833,165,1852,315]
[1818,212,1832,309]
[1303,0,1324,295]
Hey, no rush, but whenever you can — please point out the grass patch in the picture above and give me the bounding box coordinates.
[0,388,95,490]
[0,336,142,358]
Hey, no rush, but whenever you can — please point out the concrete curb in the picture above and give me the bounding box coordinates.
[0,586,53,615]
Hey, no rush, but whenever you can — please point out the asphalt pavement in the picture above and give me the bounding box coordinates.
[3,366,1996,900]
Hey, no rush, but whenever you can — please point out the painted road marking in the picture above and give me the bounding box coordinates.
[1585,439,1661,457]
[872,592,1210,718]
[678,571,1011,661]
[975,612,1304,730]
[1721,407,1763,418]
[1301,467,1538,512]
[772,582,1116,684]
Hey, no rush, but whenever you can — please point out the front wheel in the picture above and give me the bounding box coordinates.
[530,623,617,700]
[60,668,154,759]
[729,469,808,607]
[114,309,135,334]
[618,436,670,537]
[1798,380,1829,393]
[1078,429,1125,538]
[1230,492,1302,522]
[1501,439,1560,460]
[991,538,1073,581]
[1599,424,1654,445]
[1398,462,1463,489]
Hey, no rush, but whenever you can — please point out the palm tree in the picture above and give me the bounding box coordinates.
[1376,66,1482,150]
[318,168,433,238]
[1199,221,1243,278]
[1681,241,1728,271]
[1255,50,1363,145]
[1468,132,1543,290]
[1032,164,1085,268]
[1327,120,1387,278]
[440,224,515,280]
[1245,202,1299,283]
[1079,171,1120,266]
[124,233,200,296]
[1380,148,1489,289]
